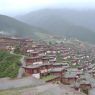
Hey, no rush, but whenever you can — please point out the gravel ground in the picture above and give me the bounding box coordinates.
[0,77,45,90]
[0,81,86,95]
[20,83,86,95]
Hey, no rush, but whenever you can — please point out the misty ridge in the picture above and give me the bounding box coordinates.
[0,8,95,43]
[13,8,95,43]
[17,9,95,31]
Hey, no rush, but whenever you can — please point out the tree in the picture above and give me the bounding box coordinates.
[56,52,63,63]
[14,46,21,54]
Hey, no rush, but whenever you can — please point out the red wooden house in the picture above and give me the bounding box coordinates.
[25,56,42,65]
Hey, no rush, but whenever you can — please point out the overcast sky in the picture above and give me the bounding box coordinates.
[0,0,95,16]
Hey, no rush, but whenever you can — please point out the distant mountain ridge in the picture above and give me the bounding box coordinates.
[17,9,95,44]
[18,9,95,31]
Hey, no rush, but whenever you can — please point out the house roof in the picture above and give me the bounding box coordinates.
[25,56,41,59]
[53,63,69,66]
[23,64,42,69]
[80,80,90,85]
[64,72,77,78]
[48,67,65,72]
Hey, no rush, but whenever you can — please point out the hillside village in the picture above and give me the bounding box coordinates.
[0,37,95,95]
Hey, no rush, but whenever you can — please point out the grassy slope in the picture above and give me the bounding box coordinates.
[0,90,20,95]
[0,15,47,40]
[0,51,21,78]
[41,75,57,81]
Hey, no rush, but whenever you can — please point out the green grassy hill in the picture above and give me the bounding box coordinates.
[0,51,21,78]
[0,15,47,40]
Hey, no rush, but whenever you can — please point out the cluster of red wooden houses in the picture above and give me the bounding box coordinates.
[1,37,95,94]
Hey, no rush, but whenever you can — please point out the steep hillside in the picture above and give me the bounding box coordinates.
[0,51,21,78]
[0,15,47,40]
[17,9,95,43]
